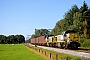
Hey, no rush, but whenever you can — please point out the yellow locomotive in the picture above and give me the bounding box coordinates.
[46,30,80,49]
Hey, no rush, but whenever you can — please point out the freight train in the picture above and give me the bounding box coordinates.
[30,30,80,49]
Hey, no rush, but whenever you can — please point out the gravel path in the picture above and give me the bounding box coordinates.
[37,46,90,60]
[27,44,90,60]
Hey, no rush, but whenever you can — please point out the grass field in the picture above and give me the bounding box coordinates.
[25,44,81,60]
[0,44,46,60]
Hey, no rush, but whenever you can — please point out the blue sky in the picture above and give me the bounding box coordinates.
[0,0,90,39]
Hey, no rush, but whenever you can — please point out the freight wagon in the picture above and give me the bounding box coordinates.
[30,30,80,49]
[30,36,47,46]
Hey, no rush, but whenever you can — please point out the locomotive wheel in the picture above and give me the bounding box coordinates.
[60,43,63,49]
[73,44,78,49]
[70,43,78,49]
[54,43,56,47]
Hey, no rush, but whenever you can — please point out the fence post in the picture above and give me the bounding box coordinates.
[34,47,35,50]
[35,48,36,50]
[39,49,40,52]
[42,50,43,54]
[50,53,51,58]
[66,56,68,60]
[56,54,58,60]
[45,51,46,56]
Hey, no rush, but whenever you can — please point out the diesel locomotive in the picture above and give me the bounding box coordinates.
[30,30,80,49]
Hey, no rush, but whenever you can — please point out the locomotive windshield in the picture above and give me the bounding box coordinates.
[65,30,76,34]
[61,30,76,35]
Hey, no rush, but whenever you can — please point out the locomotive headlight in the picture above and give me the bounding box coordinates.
[76,40,78,42]
[70,40,72,42]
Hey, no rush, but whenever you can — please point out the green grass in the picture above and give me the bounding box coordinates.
[26,44,81,60]
[39,48,81,60]
[0,44,46,60]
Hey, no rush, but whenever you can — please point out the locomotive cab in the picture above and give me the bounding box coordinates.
[63,30,80,49]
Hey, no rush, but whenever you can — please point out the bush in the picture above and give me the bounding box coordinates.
[80,38,84,43]
[80,38,90,48]
[82,39,90,47]
[79,38,85,46]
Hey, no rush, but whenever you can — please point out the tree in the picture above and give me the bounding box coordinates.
[50,19,68,35]
[80,1,88,13]
[64,4,79,26]
[73,12,83,35]
[31,29,50,38]
[0,35,7,44]
[9,35,16,44]
[35,29,50,37]
[30,34,37,39]
[0,34,25,44]
[51,1,90,38]
[79,1,90,38]
[15,35,25,44]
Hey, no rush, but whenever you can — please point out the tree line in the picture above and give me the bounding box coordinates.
[30,29,50,39]
[30,1,90,39]
[50,1,90,38]
[0,35,25,44]
[29,1,90,47]
[26,29,50,43]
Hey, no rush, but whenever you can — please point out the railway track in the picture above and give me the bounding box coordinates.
[44,46,90,54]
[27,43,90,60]
[38,46,90,60]
[28,43,90,54]
[74,48,90,53]
[53,46,90,53]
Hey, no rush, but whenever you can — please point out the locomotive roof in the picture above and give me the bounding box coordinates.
[45,34,54,37]
[65,30,76,33]
[61,30,76,35]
